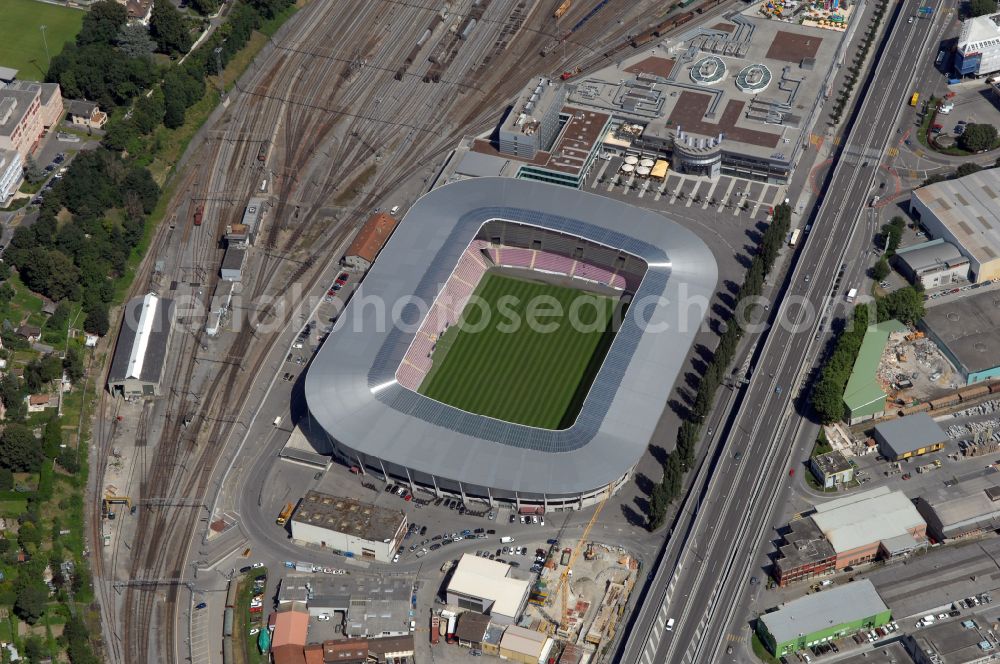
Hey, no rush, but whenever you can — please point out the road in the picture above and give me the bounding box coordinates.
[618,1,946,663]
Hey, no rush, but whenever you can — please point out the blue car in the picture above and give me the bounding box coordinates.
[195,602,207,610]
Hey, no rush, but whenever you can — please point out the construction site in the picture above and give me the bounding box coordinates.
[523,540,640,651]
[877,330,962,406]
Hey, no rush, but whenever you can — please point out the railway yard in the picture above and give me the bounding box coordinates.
[86,1,731,662]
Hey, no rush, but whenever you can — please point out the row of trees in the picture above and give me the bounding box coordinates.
[829,0,888,125]
[104,0,294,151]
[6,149,159,336]
[648,204,794,530]
[871,216,906,281]
[810,287,925,422]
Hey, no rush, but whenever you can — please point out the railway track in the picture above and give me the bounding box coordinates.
[90,0,680,661]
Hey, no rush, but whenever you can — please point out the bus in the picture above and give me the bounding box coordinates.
[788,229,801,247]
[276,502,294,525]
[846,287,858,303]
[909,92,920,106]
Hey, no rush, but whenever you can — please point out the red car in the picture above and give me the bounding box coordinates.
[788,468,795,477]
[337,272,350,283]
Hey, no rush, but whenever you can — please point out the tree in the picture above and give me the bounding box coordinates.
[116,22,156,59]
[0,424,43,472]
[64,346,85,384]
[969,0,997,16]
[84,303,110,336]
[647,482,669,531]
[189,0,220,16]
[13,578,49,624]
[57,447,80,474]
[133,88,166,134]
[871,257,891,281]
[150,0,193,55]
[23,156,47,184]
[958,123,998,152]
[955,162,983,178]
[877,286,925,324]
[76,0,129,46]
[0,468,12,490]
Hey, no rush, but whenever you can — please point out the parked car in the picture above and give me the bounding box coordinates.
[195,602,207,610]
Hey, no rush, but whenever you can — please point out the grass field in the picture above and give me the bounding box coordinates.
[419,273,621,429]
[0,0,84,81]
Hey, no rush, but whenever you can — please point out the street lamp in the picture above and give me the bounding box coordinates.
[40,25,50,67]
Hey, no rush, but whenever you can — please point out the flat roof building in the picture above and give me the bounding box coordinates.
[921,289,1000,385]
[809,450,855,490]
[289,491,406,563]
[756,580,892,657]
[498,625,554,664]
[953,12,1000,77]
[106,293,175,398]
[906,615,999,664]
[0,147,22,205]
[342,211,398,271]
[873,413,948,461]
[910,168,1000,283]
[774,516,836,587]
[499,77,566,160]
[915,468,1000,541]
[282,575,414,638]
[844,321,908,424]
[220,246,245,282]
[446,554,530,625]
[893,239,970,289]
[811,487,927,569]
[455,611,491,648]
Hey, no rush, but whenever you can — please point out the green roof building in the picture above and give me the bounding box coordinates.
[843,320,907,424]
[756,579,891,657]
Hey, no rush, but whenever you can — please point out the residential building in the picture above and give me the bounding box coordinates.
[873,413,948,461]
[366,635,415,664]
[810,487,928,569]
[65,99,107,129]
[915,469,1000,541]
[893,239,970,289]
[25,394,52,413]
[953,12,1000,77]
[843,320,908,423]
[289,491,406,563]
[774,517,836,587]
[446,554,531,625]
[809,450,855,489]
[123,0,153,24]
[498,625,555,664]
[106,293,175,398]
[922,289,1000,385]
[16,324,41,343]
[910,168,1000,283]
[0,86,42,159]
[0,147,22,204]
[321,639,367,663]
[4,82,63,131]
[756,580,892,657]
[455,611,491,649]
[342,211,398,271]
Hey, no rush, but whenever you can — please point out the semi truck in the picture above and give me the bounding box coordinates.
[430,615,440,644]
[446,615,457,643]
[276,502,294,525]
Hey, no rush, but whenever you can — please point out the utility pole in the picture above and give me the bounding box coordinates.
[40,25,50,67]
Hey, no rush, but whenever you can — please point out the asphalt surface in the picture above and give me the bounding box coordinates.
[618,1,947,662]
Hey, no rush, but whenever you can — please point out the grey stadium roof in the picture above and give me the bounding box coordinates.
[304,177,717,497]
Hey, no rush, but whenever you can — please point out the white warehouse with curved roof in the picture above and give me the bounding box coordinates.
[303,178,717,509]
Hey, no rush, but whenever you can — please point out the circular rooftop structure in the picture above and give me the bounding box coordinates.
[303,178,717,508]
[735,64,772,93]
[690,56,727,86]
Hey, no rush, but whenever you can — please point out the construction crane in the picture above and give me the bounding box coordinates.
[553,483,613,634]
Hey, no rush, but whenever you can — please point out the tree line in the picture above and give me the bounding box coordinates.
[647,203,793,530]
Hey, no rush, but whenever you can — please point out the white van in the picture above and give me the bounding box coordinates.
[500,536,514,543]
[273,416,282,427]
[390,205,401,216]
[666,618,675,631]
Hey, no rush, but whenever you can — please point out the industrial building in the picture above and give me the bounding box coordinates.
[844,320,908,424]
[756,580,892,657]
[271,603,309,664]
[910,168,1000,283]
[446,554,530,625]
[220,246,245,282]
[106,293,175,398]
[341,211,398,271]
[774,515,837,587]
[922,289,1000,385]
[498,625,554,664]
[952,12,1000,77]
[225,197,267,247]
[289,491,406,563]
[304,177,715,508]
[893,239,970,289]
[809,450,855,489]
[905,616,1000,664]
[280,575,414,638]
[915,469,1000,541]
[455,611,492,649]
[873,413,948,461]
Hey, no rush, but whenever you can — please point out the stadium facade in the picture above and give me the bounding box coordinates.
[304,178,717,509]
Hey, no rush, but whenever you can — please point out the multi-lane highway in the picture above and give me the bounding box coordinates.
[619,1,945,662]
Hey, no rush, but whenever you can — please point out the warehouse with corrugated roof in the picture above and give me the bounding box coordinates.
[106,292,175,398]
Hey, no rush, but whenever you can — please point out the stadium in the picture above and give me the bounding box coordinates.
[303,178,717,509]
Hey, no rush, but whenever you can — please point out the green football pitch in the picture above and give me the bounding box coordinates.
[0,0,84,81]
[419,272,622,429]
